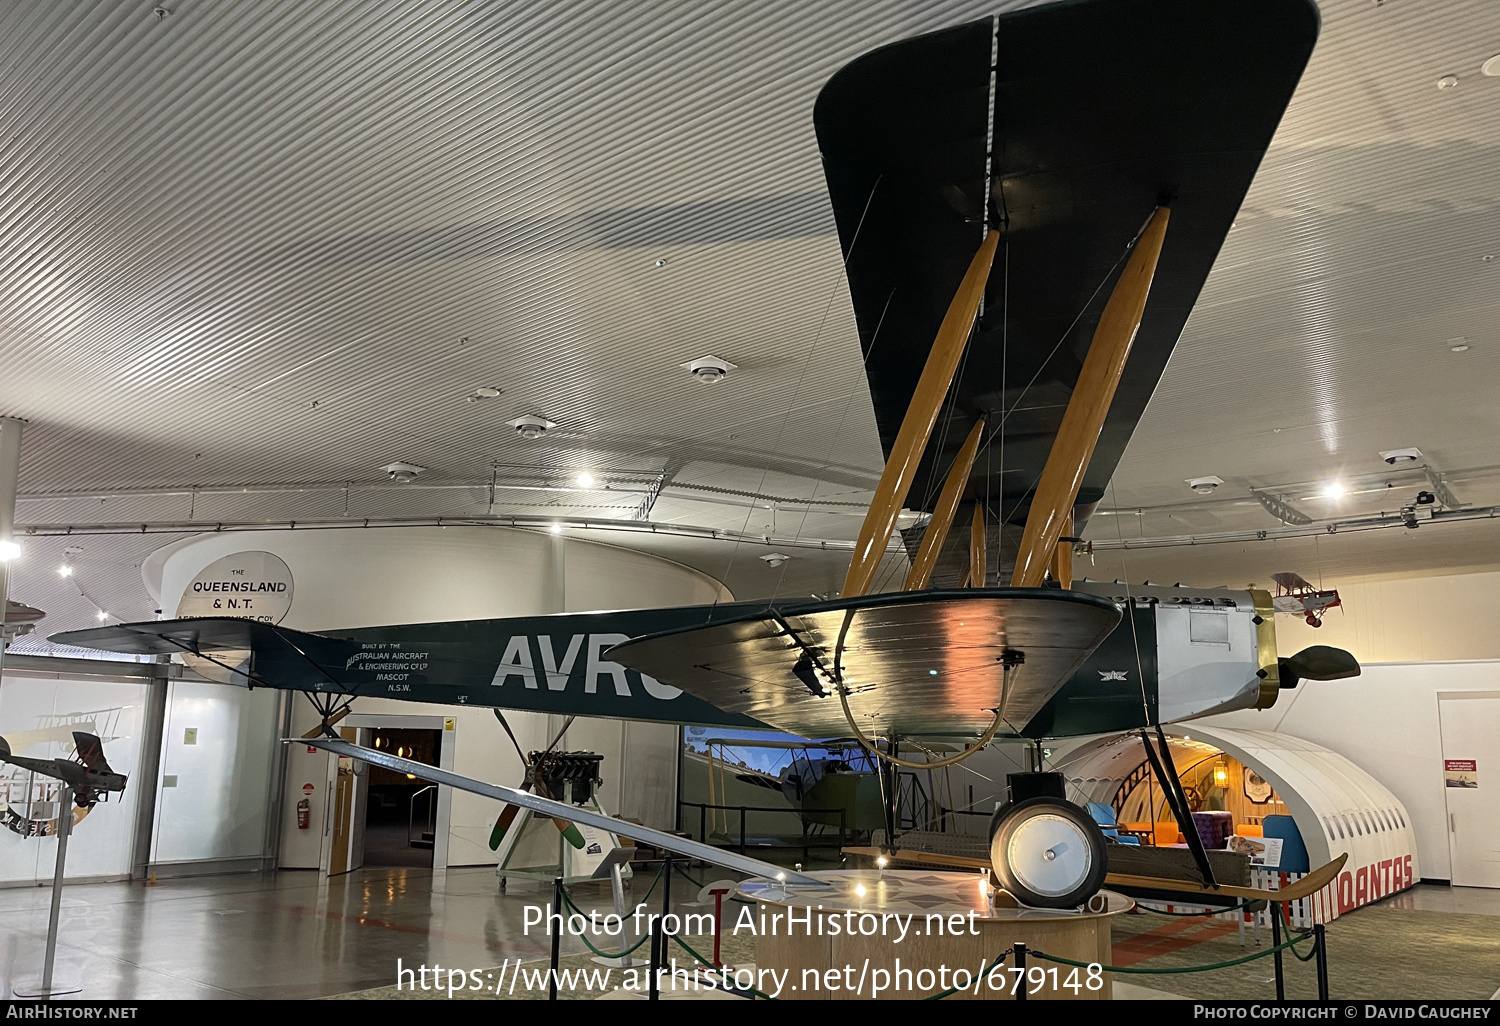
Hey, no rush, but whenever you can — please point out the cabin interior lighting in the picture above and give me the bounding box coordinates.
[1320,481,1345,499]
[58,565,73,577]
[576,472,597,489]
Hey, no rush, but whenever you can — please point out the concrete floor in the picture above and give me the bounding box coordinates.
[2,872,1496,1000]
[0,867,635,1000]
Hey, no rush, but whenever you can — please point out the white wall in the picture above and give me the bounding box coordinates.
[1204,569,1500,882]
[156,526,728,869]
[1206,662,1499,882]
[1271,570,1500,663]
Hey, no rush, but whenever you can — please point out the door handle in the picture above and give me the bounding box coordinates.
[1450,812,1456,834]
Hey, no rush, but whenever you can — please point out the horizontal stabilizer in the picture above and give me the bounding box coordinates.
[303,737,820,885]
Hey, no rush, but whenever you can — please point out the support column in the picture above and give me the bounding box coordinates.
[0,416,27,683]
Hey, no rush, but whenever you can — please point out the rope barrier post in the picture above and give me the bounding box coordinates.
[1314,923,1330,999]
[1270,902,1286,1000]
[648,916,661,1001]
[549,876,563,1001]
[1014,942,1027,1001]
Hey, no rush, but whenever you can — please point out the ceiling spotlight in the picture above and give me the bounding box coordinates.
[549,523,563,535]
[508,415,556,440]
[1483,54,1500,77]
[759,552,791,568]
[58,565,74,577]
[1186,475,1224,495]
[575,472,597,489]
[681,355,737,383]
[469,386,503,401]
[96,611,109,621]
[1437,74,1459,89]
[381,461,425,483]
[1380,447,1422,465]
[1320,481,1346,499]
[653,258,667,268]
[0,540,20,562]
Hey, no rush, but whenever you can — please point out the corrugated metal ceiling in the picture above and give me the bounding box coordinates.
[2,0,1498,652]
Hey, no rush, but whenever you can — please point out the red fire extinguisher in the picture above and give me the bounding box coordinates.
[297,798,311,830]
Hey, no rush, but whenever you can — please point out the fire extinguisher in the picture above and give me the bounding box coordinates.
[297,798,311,830]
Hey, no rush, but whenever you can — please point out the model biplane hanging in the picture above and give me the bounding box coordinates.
[55,0,1353,909]
[1271,571,1343,627]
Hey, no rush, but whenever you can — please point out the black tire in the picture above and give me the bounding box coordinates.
[987,800,1013,841]
[990,797,1109,909]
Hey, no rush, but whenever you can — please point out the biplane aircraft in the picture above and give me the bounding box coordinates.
[1272,572,1343,628]
[0,732,128,812]
[55,0,1358,909]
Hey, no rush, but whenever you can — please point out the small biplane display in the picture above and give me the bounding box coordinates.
[55,0,1354,909]
[1271,571,1343,628]
[0,732,128,814]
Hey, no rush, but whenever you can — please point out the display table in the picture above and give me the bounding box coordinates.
[737,870,1132,1001]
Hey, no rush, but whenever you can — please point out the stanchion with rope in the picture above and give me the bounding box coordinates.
[549,876,563,1002]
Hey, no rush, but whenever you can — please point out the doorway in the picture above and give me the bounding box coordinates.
[363,727,441,868]
[321,713,454,876]
[1439,692,1500,888]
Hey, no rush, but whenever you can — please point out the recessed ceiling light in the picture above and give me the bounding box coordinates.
[1483,255,1495,263]
[758,552,791,568]
[1450,342,1470,352]
[1483,54,1500,77]
[549,523,563,535]
[1186,475,1224,495]
[58,565,73,577]
[1437,74,1459,89]
[1380,447,1423,464]
[1320,481,1345,499]
[96,610,109,621]
[472,386,502,399]
[576,472,597,489]
[653,258,667,268]
[0,540,20,562]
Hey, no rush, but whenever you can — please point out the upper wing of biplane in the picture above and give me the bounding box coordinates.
[817,0,1318,577]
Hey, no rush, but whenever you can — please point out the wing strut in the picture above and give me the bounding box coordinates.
[904,419,985,590]
[1138,726,1218,889]
[843,231,999,598]
[302,737,821,886]
[1011,207,1169,587]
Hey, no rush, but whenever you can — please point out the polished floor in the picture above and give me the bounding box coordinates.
[1,872,1497,1000]
[0,867,644,1000]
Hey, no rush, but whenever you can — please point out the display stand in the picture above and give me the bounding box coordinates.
[495,779,632,889]
[12,784,82,998]
[740,869,1132,1001]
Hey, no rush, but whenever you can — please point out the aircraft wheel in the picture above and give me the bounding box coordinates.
[990,798,1108,909]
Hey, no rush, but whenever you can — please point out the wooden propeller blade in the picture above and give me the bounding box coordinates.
[532,775,586,849]
[969,503,987,588]
[1012,207,1169,588]
[492,709,527,764]
[489,776,534,849]
[904,419,985,590]
[843,847,1348,905]
[299,706,350,739]
[844,231,999,598]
